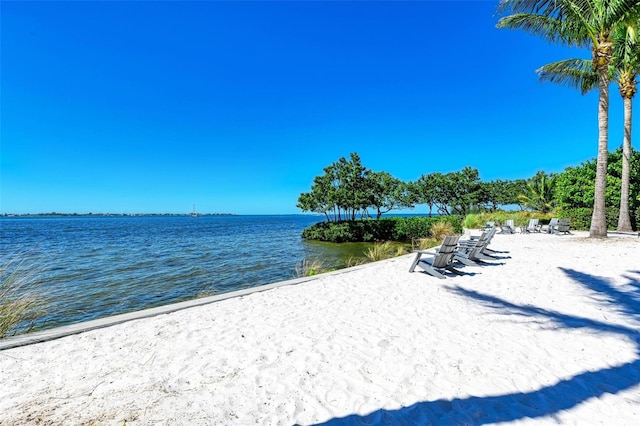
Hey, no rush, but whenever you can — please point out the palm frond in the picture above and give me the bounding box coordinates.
[497,13,571,43]
[497,0,569,18]
[537,58,599,93]
[612,17,640,73]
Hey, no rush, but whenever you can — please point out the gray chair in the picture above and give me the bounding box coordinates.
[470,226,510,258]
[454,232,493,266]
[457,230,508,266]
[482,221,496,231]
[523,218,540,233]
[500,219,516,234]
[541,218,559,234]
[555,218,571,235]
[409,235,462,279]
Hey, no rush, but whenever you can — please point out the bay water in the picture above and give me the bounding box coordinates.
[0,215,374,332]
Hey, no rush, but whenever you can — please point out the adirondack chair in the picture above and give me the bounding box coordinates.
[555,218,571,235]
[500,219,516,234]
[454,232,491,266]
[523,218,540,233]
[541,218,559,234]
[482,221,496,231]
[457,230,508,266]
[471,226,497,251]
[408,235,462,279]
[470,226,510,258]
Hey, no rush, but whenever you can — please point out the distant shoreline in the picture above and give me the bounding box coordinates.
[0,213,329,218]
[1,213,237,218]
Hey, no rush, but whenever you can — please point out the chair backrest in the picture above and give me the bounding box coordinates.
[549,218,558,226]
[467,231,494,259]
[526,218,539,232]
[503,219,515,233]
[457,234,484,258]
[557,218,571,233]
[487,225,497,238]
[432,235,460,268]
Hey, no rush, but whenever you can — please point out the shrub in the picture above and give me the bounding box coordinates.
[301,216,464,243]
[557,207,622,230]
[391,216,463,241]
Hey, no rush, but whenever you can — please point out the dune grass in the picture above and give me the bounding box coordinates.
[295,258,327,277]
[364,241,408,262]
[411,220,457,250]
[0,255,48,338]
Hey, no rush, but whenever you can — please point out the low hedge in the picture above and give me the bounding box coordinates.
[557,207,638,231]
[301,216,464,243]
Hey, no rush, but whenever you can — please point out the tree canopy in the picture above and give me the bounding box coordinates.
[297,150,639,230]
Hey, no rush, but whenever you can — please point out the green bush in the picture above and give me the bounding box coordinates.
[301,216,464,243]
[390,216,463,241]
[556,207,625,230]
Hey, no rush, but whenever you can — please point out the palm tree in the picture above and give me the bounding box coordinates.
[613,18,639,231]
[518,171,557,213]
[535,18,639,232]
[497,0,640,238]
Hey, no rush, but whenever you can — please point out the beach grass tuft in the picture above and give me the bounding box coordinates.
[413,237,440,251]
[345,256,367,268]
[429,221,457,241]
[0,254,48,338]
[295,258,326,277]
[365,242,407,262]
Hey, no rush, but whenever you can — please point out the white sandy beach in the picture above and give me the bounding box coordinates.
[1,230,639,425]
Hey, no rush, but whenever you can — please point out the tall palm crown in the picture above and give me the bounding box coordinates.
[497,0,640,238]
[613,18,639,100]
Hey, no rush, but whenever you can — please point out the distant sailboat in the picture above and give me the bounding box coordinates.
[190,205,199,217]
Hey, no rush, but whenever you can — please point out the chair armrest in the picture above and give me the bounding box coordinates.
[415,249,438,255]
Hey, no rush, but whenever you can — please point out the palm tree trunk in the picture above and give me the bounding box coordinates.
[589,65,610,238]
[617,95,633,232]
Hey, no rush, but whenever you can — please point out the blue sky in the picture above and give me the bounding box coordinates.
[1,0,628,215]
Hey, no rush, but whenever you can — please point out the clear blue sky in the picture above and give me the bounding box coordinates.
[1,0,628,215]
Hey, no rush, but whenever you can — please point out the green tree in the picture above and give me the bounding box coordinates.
[555,147,640,221]
[518,171,557,213]
[297,153,412,221]
[367,171,414,219]
[497,0,640,237]
[482,179,525,211]
[412,173,443,216]
[297,166,339,221]
[433,167,484,216]
[333,153,370,220]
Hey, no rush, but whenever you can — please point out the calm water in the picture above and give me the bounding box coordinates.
[0,215,373,331]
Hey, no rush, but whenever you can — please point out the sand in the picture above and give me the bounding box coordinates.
[1,230,639,425]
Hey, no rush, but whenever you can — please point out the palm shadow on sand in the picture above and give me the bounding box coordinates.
[313,268,640,425]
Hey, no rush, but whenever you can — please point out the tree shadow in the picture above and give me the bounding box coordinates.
[310,268,640,426]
